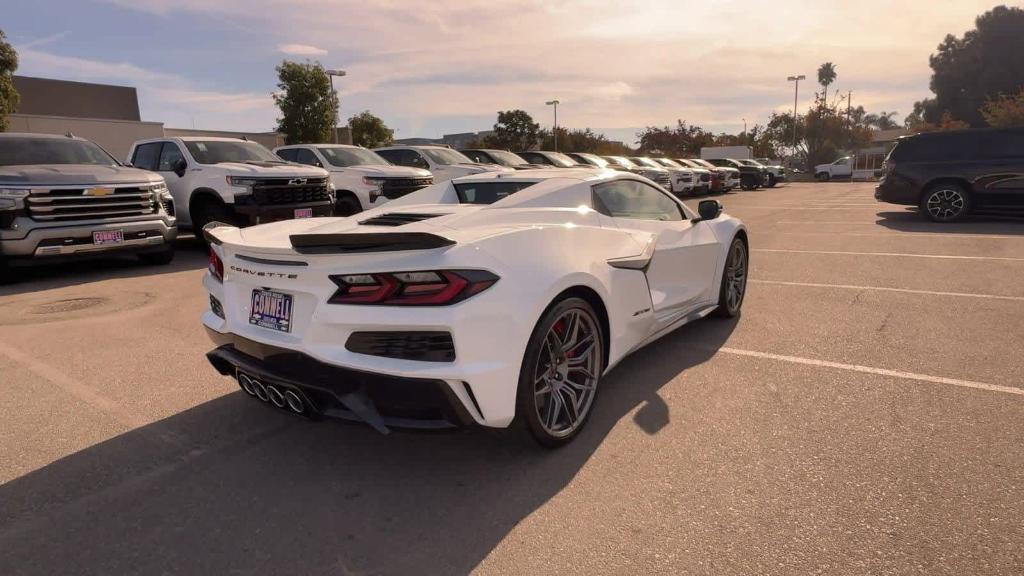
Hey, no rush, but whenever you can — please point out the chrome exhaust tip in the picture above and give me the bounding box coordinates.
[238,373,257,396]
[284,390,305,414]
[252,379,270,402]
[266,385,287,408]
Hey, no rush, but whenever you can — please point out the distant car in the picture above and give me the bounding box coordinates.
[750,158,786,187]
[603,156,672,189]
[515,150,589,169]
[646,158,697,196]
[566,152,612,169]
[677,158,727,193]
[815,156,853,181]
[459,149,544,170]
[875,127,1024,222]
[202,167,748,446]
[688,159,740,191]
[737,159,783,188]
[705,158,766,190]
[375,146,513,183]
[275,144,432,216]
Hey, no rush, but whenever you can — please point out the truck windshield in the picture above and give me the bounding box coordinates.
[631,158,660,168]
[606,156,636,168]
[575,153,609,168]
[421,148,474,166]
[485,150,529,166]
[0,137,118,167]
[183,141,283,165]
[453,180,539,204]
[317,146,388,167]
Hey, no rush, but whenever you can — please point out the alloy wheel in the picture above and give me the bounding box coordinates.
[925,189,966,221]
[726,241,747,311]
[533,308,601,438]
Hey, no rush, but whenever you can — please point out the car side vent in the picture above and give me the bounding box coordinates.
[358,212,447,227]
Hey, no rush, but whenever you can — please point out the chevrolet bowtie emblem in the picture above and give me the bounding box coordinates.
[288,178,307,186]
[85,187,115,196]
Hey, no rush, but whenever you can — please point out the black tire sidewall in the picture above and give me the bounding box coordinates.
[920,184,970,223]
[335,194,363,217]
[713,237,747,318]
[515,297,603,448]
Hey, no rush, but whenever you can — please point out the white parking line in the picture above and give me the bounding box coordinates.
[717,347,1024,397]
[774,231,1022,240]
[754,248,1024,261]
[749,279,1024,301]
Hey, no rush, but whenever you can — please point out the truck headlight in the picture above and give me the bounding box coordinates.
[148,182,169,193]
[0,188,30,199]
[225,175,251,187]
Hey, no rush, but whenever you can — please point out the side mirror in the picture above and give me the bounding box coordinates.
[694,199,723,222]
[172,158,187,177]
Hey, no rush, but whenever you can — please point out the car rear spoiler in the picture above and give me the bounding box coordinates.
[289,232,456,254]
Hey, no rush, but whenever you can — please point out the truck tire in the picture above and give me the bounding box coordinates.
[740,175,756,191]
[767,173,777,188]
[191,198,231,247]
[138,245,176,266]
[334,192,363,217]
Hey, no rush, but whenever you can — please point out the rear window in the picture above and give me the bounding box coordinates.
[453,181,538,204]
[891,132,983,162]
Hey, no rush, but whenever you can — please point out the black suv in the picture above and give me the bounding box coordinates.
[875,128,1024,222]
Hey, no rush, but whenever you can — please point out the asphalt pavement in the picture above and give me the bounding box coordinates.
[1,182,1021,575]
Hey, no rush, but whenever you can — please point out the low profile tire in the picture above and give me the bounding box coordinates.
[334,193,363,217]
[920,183,971,223]
[138,245,175,266]
[816,172,831,182]
[516,297,604,448]
[712,236,748,318]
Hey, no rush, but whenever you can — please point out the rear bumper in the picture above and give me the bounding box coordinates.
[205,328,477,432]
[875,177,918,205]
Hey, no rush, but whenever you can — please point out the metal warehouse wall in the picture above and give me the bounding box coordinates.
[13,76,142,122]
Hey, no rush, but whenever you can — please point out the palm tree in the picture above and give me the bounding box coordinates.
[817,62,837,108]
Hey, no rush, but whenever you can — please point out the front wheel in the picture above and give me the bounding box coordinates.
[712,237,748,318]
[138,246,175,266]
[920,183,971,222]
[767,173,777,188]
[334,193,363,217]
[816,172,831,182]
[516,297,604,448]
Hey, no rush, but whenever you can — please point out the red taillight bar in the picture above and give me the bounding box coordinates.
[208,248,224,282]
[328,269,498,306]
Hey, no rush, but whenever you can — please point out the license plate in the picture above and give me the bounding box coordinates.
[93,230,124,245]
[249,289,294,333]
[294,208,313,219]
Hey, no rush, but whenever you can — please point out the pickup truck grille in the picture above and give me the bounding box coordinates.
[380,177,434,200]
[251,178,331,205]
[26,186,157,222]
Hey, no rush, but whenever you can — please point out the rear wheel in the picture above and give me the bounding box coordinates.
[138,245,175,266]
[334,192,363,217]
[920,183,970,222]
[712,236,748,318]
[516,297,604,448]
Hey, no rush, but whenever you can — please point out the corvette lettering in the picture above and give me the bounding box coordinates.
[229,265,298,279]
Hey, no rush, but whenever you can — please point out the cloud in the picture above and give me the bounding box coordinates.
[277,43,328,56]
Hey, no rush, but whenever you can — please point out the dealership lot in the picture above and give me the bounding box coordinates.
[1,182,1022,575]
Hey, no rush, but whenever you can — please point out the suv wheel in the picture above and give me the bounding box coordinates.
[816,172,831,182]
[921,183,971,223]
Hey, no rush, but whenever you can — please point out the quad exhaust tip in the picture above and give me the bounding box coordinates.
[251,379,270,402]
[284,390,305,414]
[266,385,287,408]
[237,372,306,415]
[238,373,257,396]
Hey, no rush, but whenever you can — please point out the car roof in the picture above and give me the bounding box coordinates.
[0,132,89,141]
[451,167,614,184]
[276,143,362,150]
[374,145,451,150]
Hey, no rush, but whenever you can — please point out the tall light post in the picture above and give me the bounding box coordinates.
[787,75,806,155]
[326,69,347,144]
[546,99,560,151]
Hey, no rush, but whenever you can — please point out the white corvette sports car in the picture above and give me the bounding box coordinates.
[202,168,748,446]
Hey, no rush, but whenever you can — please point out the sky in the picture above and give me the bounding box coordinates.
[4,0,1002,144]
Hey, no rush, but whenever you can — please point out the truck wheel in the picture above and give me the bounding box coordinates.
[740,175,755,191]
[920,183,971,223]
[816,172,831,182]
[0,258,14,285]
[138,246,175,266]
[767,173,777,188]
[334,193,362,217]
[191,199,231,247]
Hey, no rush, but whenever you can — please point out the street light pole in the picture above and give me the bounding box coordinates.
[546,99,560,151]
[326,69,347,144]
[787,75,806,156]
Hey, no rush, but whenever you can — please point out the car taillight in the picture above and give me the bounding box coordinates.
[208,248,224,282]
[328,269,498,306]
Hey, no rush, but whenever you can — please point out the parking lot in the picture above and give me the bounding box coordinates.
[1,181,1022,575]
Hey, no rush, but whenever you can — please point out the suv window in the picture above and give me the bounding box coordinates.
[895,132,983,162]
[131,142,162,171]
[157,142,185,171]
[295,148,322,167]
[980,130,1024,159]
[276,148,298,162]
[592,180,683,221]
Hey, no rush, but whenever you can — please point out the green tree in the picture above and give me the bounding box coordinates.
[636,120,715,156]
[817,62,837,108]
[273,60,338,144]
[916,5,1024,127]
[979,88,1024,128]
[348,110,394,148]
[486,109,540,151]
[864,111,899,130]
[0,30,20,132]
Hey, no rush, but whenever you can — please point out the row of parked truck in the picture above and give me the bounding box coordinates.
[0,132,784,280]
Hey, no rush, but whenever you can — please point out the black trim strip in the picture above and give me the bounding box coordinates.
[236,253,308,267]
[290,232,456,254]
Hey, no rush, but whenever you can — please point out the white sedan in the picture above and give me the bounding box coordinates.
[202,168,748,447]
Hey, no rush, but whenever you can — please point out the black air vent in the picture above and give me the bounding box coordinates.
[359,212,447,227]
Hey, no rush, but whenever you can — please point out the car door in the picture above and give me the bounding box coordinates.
[593,179,721,324]
[833,157,853,177]
[152,141,191,224]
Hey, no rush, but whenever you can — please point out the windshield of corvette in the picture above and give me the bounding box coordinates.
[0,137,118,167]
[184,141,284,164]
[453,180,539,204]
[421,147,474,165]
[318,146,388,167]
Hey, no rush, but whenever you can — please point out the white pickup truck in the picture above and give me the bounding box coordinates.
[374,145,512,183]
[275,144,433,216]
[814,156,853,181]
[128,137,334,234]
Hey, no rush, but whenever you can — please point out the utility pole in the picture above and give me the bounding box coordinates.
[326,69,347,144]
[546,99,560,151]
[787,75,806,157]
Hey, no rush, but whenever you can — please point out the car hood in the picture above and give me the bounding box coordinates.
[336,165,432,178]
[814,163,833,172]
[0,164,163,186]
[214,162,328,177]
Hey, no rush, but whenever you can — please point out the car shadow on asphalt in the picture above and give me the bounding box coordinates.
[0,315,737,575]
[0,236,207,296]
[875,210,1024,236]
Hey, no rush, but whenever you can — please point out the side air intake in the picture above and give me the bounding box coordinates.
[358,212,448,227]
[290,232,456,254]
